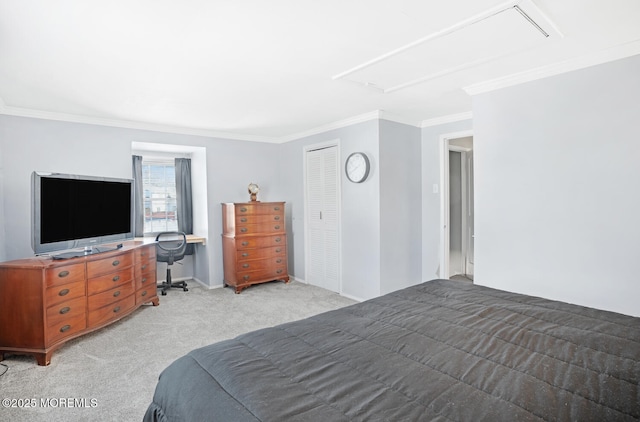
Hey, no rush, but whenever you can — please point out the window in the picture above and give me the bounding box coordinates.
[141,159,178,234]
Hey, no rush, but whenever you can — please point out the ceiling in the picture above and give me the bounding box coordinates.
[1,0,639,142]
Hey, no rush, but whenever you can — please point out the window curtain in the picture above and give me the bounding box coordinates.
[175,158,194,255]
[132,155,144,237]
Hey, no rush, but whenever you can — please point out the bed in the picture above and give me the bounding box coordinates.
[144,279,639,421]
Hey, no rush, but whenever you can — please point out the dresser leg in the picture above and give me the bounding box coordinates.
[35,352,52,366]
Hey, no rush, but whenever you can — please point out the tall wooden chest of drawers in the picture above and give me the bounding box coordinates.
[222,202,289,293]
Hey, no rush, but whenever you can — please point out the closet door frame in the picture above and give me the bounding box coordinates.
[303,139,342,293]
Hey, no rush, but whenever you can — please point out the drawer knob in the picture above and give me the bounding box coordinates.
[274,206,280,211]
[240,228,248,233]
[276,248,282,253]
[240,207,248,212]
[240,218,247,222]
[274,216,280,221]
[242,263,250,269]
[59,288,70,296]
[142,277,147,283]
[113,306,121,313]
[275,237,282,243]
[241,253,249,257]
[243,275,250,281]
[112,260,120,267]
[112,275,120,282]
[274,225,280,230]
[60,324,71,333]
[142,264,147,270]
[276,259,282,264]
[277,269,283,274]
[59,306,71,314]
[141,290,148,297]
[242,241,249,246]
[113,290,121,297]
[58,270,70,278]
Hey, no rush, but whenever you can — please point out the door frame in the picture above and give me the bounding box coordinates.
[302,139,342,293]
[439,130,473,279]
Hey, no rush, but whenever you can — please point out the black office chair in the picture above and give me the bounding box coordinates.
[156,231,189,296]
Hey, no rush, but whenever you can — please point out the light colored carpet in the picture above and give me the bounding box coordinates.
[0,280,356,422]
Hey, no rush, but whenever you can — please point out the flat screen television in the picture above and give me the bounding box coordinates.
[32,172,135,258]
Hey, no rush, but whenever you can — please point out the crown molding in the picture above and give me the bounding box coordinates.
[2,99,466,144]
[464,39,640,95]
[421,112,473,128]
[276,110,383,143]
[0,102,276,143]
[276,110,425,143]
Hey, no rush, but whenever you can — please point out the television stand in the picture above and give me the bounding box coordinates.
[0,241,158,365]
[52,244,123,260]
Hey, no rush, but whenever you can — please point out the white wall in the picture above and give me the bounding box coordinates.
[278,120,382,300]
[0,115,281,288]
[379,120,422,294]
[473,54,640,317]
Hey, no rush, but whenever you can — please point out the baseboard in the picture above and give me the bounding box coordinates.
[288,275,305,284]
[340,292,365,303]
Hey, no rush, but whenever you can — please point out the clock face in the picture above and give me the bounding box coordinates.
[248,183,259,194]
[345,152,370,183]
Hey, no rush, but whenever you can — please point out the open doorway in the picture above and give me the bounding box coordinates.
[440,133,474,282]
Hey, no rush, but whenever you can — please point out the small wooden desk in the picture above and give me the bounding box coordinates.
[135,235,207,246]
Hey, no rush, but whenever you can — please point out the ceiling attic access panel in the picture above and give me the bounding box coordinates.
[334,0,562,93]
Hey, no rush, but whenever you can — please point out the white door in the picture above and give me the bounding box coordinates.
[305,145,340,292]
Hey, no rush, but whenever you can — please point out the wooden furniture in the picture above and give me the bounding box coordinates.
[0,241,158,366]
[222,202,289,293]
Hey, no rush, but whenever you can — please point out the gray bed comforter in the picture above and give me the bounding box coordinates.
[144,279,640,421]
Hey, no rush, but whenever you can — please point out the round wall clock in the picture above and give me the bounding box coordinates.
[345,152,370,183]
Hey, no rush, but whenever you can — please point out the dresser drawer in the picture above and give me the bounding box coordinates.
[135,258,156,279]
[45,263,86,288]
[236,235,286,249]
[137,269,156,289]
[86,252,134,278]
[136,286,156,304]
[237,267,288,285]
[236,223,285,235]
[87,294,136,327]
[235,203,284,215]
[88,282,135,311]
[236,214,284,225]
[237,245,286,261]
[135,245,156,264]
[236,256,287,272]
[46,296,86,328]
[45,280,86,306]
[87,267,134,295]
[46,312,86,345]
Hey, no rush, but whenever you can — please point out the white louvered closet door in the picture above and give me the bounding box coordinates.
[306,146,340,293]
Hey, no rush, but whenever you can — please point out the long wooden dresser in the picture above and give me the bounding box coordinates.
[0,241,158,366]
[222,202,289,293]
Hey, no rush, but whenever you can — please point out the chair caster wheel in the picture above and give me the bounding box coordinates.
[161,291,167,296]
[183,287,189,292]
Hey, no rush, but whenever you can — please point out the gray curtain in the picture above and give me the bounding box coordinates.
[175,158,194,255]
[132,155,144,237]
